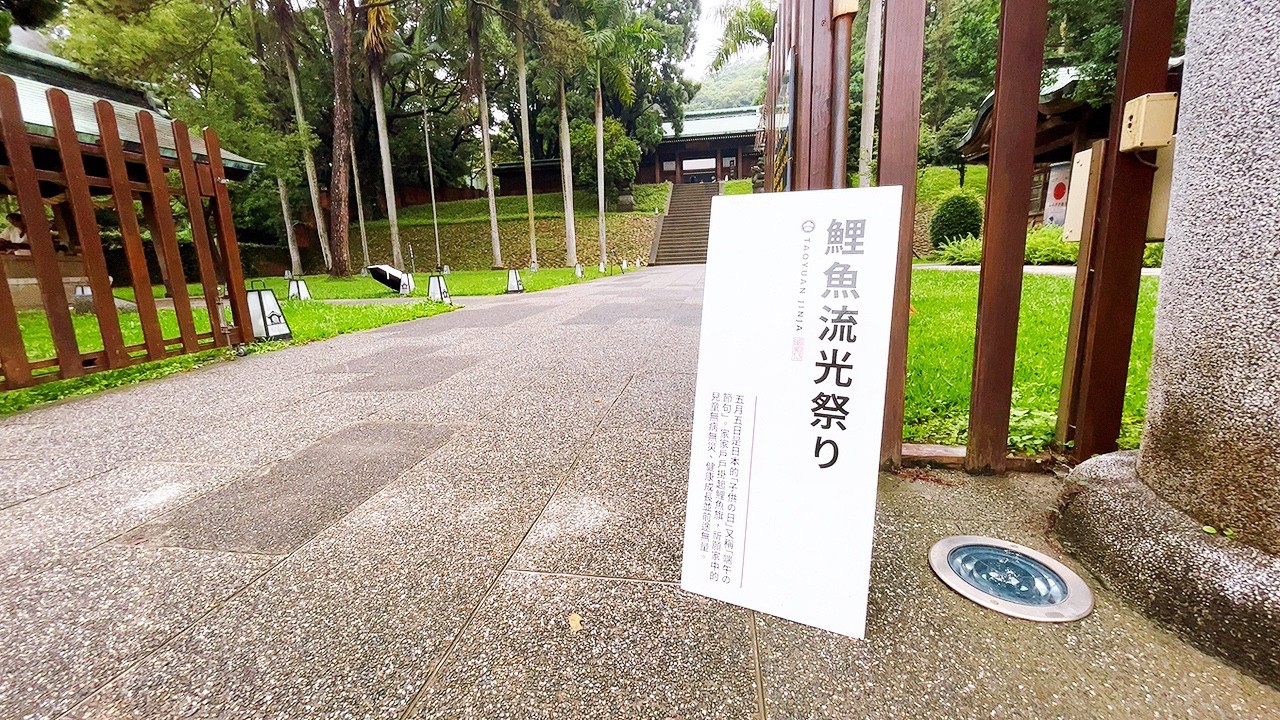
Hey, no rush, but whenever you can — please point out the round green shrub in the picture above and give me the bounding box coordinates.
[929,191,984,249]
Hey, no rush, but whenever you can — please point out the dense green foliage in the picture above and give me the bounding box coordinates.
[53,0,699,254]
[569,117,642,190]
[932,226,1164,268]
[928,192,983,249]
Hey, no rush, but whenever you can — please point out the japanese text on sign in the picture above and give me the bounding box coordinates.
[681,186,903,639]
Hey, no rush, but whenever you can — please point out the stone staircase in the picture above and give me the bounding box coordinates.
[652,182,720,265]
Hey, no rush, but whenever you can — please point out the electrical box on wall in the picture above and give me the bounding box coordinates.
[1120,92,1178,152]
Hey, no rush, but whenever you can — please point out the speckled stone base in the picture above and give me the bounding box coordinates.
[1058,453,1280,688]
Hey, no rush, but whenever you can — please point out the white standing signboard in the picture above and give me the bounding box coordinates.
[680,186,903,639]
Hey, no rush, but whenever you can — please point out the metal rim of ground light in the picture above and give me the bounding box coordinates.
[928,535,1094,622]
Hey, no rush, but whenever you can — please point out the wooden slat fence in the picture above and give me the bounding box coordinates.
[0,73,250,390]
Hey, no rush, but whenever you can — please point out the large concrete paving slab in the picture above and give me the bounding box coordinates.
[1,265,1277,719]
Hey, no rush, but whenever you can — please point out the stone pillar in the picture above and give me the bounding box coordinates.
[1138,2,1280,552]
[1058,0,1279,686]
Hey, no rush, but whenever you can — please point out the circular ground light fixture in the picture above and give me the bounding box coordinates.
[929,536,1094,622]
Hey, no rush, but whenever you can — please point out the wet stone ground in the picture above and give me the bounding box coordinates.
[0,265,1277,719]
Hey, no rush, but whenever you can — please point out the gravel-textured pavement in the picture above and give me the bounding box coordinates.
[0,265,1274,719]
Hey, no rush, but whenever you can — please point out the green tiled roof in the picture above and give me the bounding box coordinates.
[662,106,761,141]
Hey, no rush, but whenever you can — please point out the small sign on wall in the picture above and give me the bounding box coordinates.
[1043,161,1072,226]
[681,186,903,639]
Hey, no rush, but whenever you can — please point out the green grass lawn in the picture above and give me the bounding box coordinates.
[11,266,1156,454]
[366,183,671,230]
[3,300,453,416]
[905,269,1157,453]
[115,266,628,303]
[722,179,753,195]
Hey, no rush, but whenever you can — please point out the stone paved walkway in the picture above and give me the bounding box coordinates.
[1,265,1275,719]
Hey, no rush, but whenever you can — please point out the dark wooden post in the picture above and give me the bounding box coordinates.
[0,256,30,388]
[792,0,835,190]
[171,120,227,347]
[203,128,253,345]
[96,100,166,360]
[1056,139,1106,447]
[137,111,199,352]
[876,0,926,468]
[48,89,126,367]
[964,0,1050,473]
[830,0,858,188]
[1065,0,1177,460]
[0,76,82,377]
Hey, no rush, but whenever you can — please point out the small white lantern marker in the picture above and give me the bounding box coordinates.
[287,276,312,300]
[245,280,292,341]
[506,268,525,294]
[574,263,584,278]
[428,273,452,304]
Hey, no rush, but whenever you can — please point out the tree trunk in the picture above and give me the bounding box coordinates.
[515,29,537,269]
[277,177,302,276]
[858,0,884,186]
[594,71,606,268]
[370,65,403,269]
[421,101,443,270]
[558,80,578,266]
[321,0,352,276]
[285,55,331,268]
[478,82,503,268]
[349,144,370,270]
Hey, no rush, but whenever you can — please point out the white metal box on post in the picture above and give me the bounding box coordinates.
[1062,145,1097,242]
[1147,137,1177,240]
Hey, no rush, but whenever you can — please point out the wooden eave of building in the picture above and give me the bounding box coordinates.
[960,58,1184,165]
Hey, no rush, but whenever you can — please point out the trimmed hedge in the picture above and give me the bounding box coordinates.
[928,191,984,250]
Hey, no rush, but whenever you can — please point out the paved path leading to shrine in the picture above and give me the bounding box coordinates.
[0,265,1275,719]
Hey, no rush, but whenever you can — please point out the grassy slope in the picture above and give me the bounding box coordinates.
[905,270,1157,452]
[722,179,753,195]
[366,183,672,229]
[356,184,668,271]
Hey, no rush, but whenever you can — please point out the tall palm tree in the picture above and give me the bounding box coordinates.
[269,0,332,269]
[466,0,503,268]
[363,0,404,269]
[582,0,653,269]
[535,2,586,266]
[502,0,539,269]
[708,0,776,73]
[414,5,449,269]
